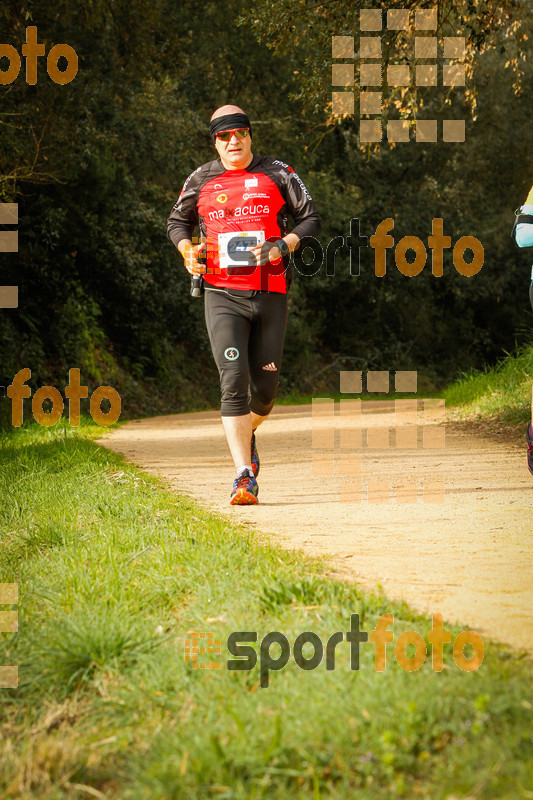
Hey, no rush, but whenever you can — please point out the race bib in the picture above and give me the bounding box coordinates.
[218,230,265,271]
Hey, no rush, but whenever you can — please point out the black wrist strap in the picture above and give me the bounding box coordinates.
[275,238,289,256]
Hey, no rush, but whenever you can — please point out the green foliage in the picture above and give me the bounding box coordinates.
[33,607,165,692]
[445,340,533,424]
[0,0,532,417]
[259,577,343,613]
[1,423,533,798]
[239,0,529,119]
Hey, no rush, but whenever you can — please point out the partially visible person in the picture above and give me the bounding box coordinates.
[513,183,533,475]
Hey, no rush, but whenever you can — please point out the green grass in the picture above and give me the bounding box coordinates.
[276,391,443,406]
[0,421,532,799]
[444,342,533,426]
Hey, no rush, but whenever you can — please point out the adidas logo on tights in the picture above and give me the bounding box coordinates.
[262,362,277,371]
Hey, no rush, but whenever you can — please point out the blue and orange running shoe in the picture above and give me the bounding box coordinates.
[251,431,260,478]
[230,468,259,505]
[527,423,533,476]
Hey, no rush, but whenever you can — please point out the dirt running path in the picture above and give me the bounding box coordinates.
[97,404,533,653]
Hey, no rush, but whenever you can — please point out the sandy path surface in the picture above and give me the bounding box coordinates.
[97,404,533,653]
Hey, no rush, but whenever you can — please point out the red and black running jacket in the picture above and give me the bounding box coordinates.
[167,155,321,293]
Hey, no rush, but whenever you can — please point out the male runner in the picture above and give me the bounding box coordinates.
[167,104,321,504]
[514,183,533,475]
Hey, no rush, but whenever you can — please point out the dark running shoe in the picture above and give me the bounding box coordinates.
[251,431,260,478]
[527,423,533,476]
[230,468,259,505]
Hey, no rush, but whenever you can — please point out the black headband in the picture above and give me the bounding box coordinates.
[209,113,252,143]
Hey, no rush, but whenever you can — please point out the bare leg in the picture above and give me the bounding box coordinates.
[222,412,269,471]
[251,411,268,431]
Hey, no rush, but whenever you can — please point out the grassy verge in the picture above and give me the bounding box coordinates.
[444,342,533,426]
[276,391,444,406]
[1,422,532,800]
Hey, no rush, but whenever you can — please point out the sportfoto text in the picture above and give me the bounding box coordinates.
[227,613,484,688]
[208,217,484,280]
[0,26,78,85]
[6,369,121,427]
